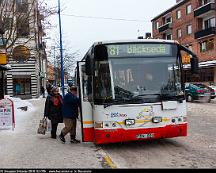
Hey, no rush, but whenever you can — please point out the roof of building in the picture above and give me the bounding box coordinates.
[151,0,189,22]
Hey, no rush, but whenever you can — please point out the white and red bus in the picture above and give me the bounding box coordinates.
[76,39,199,144]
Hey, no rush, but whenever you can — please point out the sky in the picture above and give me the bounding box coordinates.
[45,0,176,62]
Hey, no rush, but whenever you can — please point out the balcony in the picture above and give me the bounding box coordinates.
[194,3,215,18]
[158,23,172,33]
[195,27,216,39]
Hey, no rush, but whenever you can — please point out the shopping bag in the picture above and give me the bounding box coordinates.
[47,119,52,132]
[37,117,47,135]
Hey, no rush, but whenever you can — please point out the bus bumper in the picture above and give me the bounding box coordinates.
[94,123,187,145]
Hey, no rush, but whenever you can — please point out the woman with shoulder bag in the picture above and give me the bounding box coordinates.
[44,87,63,139]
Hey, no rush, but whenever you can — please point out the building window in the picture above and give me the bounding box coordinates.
[200,68,214,82]
[166,16,172,24]
[13,77,32,96]
[16,0,28,12]
[187,25,192,35]
[186,4,192,15]
[200,39,214,52]
[166,34,172,40]
[188,45,193,51]
[176,10,181,19]
[17,18,29,37]
[155,21,159,30]
[200,0,215,6]
[177,29,182,38]
[203,17,215,29]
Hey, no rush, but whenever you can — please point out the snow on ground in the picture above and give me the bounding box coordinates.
[3,96,36,133]
[0,97,101,168]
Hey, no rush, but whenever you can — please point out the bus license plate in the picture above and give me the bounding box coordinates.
[136,133,154,139]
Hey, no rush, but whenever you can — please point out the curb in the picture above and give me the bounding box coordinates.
[97,148,117,169]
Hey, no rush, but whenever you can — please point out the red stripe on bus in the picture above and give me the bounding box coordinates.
[94,124,187,144]
[83,127,95,142]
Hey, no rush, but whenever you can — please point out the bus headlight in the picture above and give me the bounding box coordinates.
[152,117,162,123]
[125,119,135,126]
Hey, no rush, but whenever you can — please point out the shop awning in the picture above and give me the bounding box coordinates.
[183,60,216,69]
[0,64,11,71]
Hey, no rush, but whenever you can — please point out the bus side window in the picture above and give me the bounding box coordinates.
[82,65,92,102]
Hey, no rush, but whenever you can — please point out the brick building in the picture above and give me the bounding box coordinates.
[152,0,216,84]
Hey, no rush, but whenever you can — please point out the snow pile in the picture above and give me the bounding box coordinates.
[4,95,36,123]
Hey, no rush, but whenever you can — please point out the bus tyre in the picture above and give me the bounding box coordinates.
[187,95,193,102]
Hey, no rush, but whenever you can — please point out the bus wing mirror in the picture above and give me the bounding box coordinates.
[191,56,199,74]
[94,45,108,61]
[85,56,94,76]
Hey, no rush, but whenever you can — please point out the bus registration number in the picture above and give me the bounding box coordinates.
[136,133,154,139]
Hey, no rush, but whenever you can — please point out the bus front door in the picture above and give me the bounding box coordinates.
[77,61,94,142]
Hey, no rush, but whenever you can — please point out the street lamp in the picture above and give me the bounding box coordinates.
[58,0,65,97]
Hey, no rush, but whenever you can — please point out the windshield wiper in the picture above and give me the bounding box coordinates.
[132,93,161,98]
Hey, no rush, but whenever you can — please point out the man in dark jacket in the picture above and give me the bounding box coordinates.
[59,86,81,143]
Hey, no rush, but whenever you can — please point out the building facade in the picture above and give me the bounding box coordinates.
[0,0,47,99]
[152,0,216,84]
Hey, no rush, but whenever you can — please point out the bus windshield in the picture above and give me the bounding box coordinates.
[94,44,183,104]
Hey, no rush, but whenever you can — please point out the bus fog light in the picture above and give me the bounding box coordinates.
[104,123,109,127]
[152,117,162,123]
[112,123,117,127]
[125,119,135,126]
[95,122,103,128]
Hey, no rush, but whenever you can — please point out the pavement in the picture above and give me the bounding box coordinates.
[0,98,102,169]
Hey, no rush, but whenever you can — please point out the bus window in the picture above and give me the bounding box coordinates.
[94,61,112,101]
[81,65,92,102]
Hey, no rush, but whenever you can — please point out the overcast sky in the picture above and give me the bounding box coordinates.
[46,0,176,60]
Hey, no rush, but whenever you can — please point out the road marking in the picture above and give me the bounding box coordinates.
[96,147,117,169]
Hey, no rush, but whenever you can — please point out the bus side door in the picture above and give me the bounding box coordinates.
[77,61,94,142]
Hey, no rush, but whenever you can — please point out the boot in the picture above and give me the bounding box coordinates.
[59,132,66,143]
[70,135,80,143]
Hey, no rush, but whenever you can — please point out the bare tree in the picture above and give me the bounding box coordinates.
[0,0,57,56]
[48,35,80,76]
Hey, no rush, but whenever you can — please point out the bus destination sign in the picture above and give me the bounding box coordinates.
[107,44,172,57]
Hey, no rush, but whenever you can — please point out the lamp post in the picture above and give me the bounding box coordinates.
[58,0,65,97]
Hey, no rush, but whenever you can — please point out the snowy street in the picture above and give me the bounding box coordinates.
[0,98,102,169]
[0,97,216,169]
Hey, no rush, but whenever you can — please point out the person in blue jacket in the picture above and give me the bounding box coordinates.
[59,86,81,143]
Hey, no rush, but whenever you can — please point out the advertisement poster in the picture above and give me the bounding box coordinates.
[0,98,14,130]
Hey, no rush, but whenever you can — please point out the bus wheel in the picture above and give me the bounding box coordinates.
[187,95,193,102]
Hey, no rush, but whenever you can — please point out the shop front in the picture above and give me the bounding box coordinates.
[12,75,32,99]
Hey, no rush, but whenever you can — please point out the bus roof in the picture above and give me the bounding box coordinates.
[93,39,177,46]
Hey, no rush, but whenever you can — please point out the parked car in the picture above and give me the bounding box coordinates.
[208,85,216,99]
[185,83,211,102]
